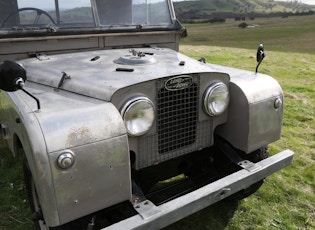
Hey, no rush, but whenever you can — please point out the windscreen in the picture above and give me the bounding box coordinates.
[96,0,172,26]
[0,0,94,28]
[0,0,173,30]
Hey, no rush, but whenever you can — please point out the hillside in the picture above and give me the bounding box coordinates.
[174,0,315,20]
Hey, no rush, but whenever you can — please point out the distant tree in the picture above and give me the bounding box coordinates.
[238,22,248,28]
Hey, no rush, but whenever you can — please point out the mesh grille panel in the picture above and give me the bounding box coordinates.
[157,83,198,154]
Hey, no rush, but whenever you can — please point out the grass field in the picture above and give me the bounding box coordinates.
[166,47,315,229]
[181,14,315,54]
[1,15,315,230]
[167,14,315,230]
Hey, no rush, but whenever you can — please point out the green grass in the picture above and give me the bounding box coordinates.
[166,14,315,230]
[0,147,32,230]
[181,14,315,54]
[1,14,315,230]
[165,46,315,230]
[174,0,315,15]
[0,97,33,229]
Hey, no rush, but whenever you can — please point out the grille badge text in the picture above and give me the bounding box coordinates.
[165,76,193,91]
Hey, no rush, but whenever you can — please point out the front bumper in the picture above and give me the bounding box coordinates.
[104,150,293,230]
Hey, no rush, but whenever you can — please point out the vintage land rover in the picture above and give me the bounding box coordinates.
[0,0,294,229]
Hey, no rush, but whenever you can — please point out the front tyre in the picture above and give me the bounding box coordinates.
[23,157,94,230]
[23,158,49,230]
[232,146,269,200]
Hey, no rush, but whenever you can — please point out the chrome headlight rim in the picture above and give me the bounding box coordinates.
[121,97,155,137]
[204,82,230,116]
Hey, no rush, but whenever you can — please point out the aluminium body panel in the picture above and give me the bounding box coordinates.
[49,135,131,225]
[212,64,284,153]
[0,86,132,227]
[17,48,220,101]
[1,91,61,225]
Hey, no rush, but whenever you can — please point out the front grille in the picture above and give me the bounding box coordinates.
[157,83,198,154]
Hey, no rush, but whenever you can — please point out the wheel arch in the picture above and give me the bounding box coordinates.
[13,133,24,156]
[13,112,61,228]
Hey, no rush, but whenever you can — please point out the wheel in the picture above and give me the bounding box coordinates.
[1,7,56,28]
[231,146,269,200]
[23,157,94,230]
[214,136,270,200]
[23,158,50,230]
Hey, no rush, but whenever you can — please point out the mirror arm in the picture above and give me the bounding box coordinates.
[15,78,41,111]
[255,60,262,74]
[20,88,41,111]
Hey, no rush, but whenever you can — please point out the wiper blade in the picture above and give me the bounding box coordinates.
[104,24,143,29]
[3,24,58,32]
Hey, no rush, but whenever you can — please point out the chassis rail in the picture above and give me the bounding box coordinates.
[104,150,294,230]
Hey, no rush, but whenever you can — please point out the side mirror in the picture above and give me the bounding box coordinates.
[256,44,265,63]
[256,44,266,73]
[0,60,27,92]
[0,61,41,110]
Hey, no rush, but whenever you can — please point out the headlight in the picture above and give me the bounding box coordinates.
[121,97,155,136]
[204,82,229,116]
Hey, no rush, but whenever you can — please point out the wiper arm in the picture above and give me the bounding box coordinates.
[45,24,58,32]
